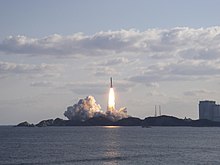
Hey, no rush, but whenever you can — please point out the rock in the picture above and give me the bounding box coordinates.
[36,119,54,127]
[16,121,35,127]
[53,118,67,126]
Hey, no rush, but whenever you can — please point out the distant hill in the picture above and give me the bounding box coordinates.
[83,116,113,126]
[142,115,189,126]
[16,115,220,127]
[113,117,142,126]
[16,121,35,127]
[142,115,220,127]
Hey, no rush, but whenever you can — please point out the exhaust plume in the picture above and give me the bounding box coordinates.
[64,95,128,122]
[108,88,115,111]
[64,96,104,121]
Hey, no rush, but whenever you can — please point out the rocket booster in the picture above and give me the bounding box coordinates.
[110,77,113,88]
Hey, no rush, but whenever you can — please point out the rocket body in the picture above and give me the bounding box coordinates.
[108,77,115,111]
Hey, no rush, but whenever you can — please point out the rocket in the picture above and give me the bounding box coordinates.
[110,77,113,88]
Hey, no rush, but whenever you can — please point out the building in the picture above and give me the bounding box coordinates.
[199,100,220,122]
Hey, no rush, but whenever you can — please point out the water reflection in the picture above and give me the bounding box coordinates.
[103,126,121,129]
[101,126,122,165]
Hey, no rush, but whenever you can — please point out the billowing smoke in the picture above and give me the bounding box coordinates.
[64,95,128,121]
[64,96,104,121]
[106,107,128,121]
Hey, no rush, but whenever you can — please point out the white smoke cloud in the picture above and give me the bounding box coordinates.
[64,96,104,121]
[64,95,128,121]
[106,107,128,121]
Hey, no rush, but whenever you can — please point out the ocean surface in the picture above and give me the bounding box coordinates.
[1,126,220,165]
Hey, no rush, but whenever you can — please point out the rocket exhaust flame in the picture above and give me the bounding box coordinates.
[108,88,115,111]
[108,77,115,111]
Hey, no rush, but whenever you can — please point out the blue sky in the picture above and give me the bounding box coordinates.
[1,0,220,38]
[1,0,220,124]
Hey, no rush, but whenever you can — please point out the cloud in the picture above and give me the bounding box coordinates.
[0,61,61,78]
[87,57,138,77]
[0,61,54,74]
[128,74,189,84]
[30,81,53,87]
[2,27,220,86]
[179,48,220,60]
[145,82,160,88]
[128,60,220,83]
[1,27,220,59]
[0,31,138,56]
[65,82,105,95]
[168,60,220,76]
[96,57,129,66]
[65,80,134,95]
[93,67,118,77]
[183,89,215,96]
[147,90,166,97]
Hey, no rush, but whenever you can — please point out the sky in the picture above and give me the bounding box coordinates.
[1,0,220,124]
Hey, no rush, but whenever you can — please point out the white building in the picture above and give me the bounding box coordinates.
[199,100,220,122]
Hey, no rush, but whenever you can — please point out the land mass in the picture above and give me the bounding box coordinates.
[17,115,220,127]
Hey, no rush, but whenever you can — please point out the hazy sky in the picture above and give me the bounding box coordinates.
[1,0,220,124]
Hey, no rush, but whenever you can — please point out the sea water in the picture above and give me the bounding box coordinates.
[0,126,220,165]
